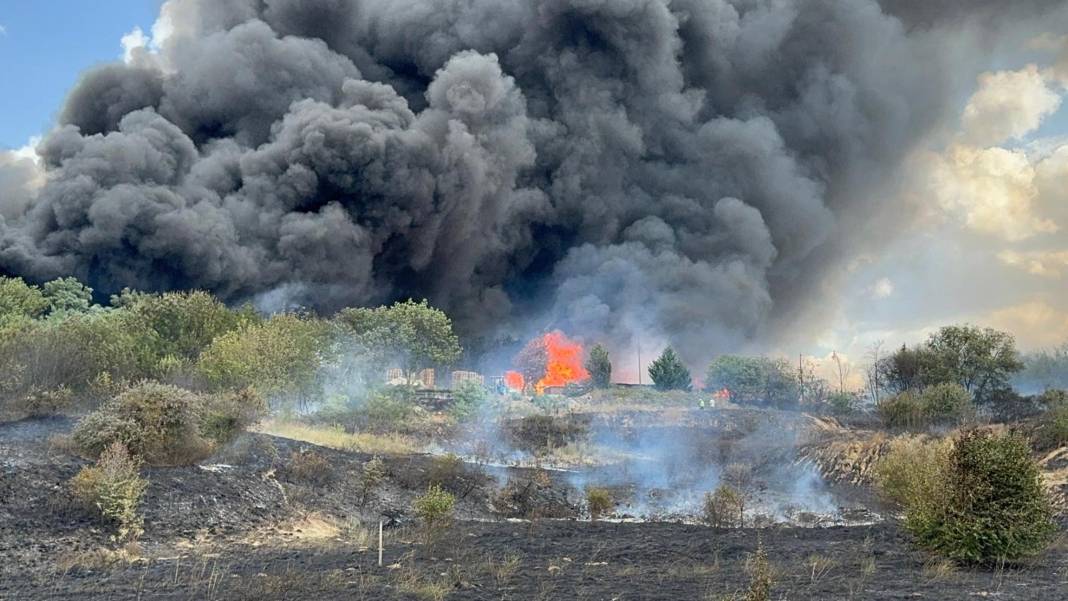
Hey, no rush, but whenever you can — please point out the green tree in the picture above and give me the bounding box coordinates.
[335,299,461,382]
[122,290,254,361]
[0,276,48,328]
[42,277,94,314]
[925,325,1023,405]
[585,344,612,389]
[705,355,799,408]
[648,347,692,391]
[197,313,332,402]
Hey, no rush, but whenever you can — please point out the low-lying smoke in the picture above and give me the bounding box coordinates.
[0,0,1063,367]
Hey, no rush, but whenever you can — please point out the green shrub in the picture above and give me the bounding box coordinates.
[428,453,464,488]
[69,442,147,541]
[200,387,267,446]
[877,384,974,430]
[13,386,74,418]
[414,484,456,539]
[875,436,950,507]
[879,429,1056,563]
[585,486,613,520]
[1035,401,1068,450]
[362,390,415,431]
[921,383,974,425]
[72,382,265,466]
[450,381,486,421]
[827,391,858,415]
[703,484,746,528]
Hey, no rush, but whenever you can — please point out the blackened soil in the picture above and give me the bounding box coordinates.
[5,520,1067,600]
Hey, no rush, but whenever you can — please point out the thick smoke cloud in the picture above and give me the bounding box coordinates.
[0,0,1061,365]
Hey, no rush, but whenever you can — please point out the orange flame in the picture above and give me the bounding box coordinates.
[504,371,525,391]
[534,331,589,394]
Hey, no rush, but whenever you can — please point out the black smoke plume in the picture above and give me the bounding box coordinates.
[0,0,1062,364]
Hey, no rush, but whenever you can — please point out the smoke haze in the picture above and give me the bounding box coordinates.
[1,0,1063,365]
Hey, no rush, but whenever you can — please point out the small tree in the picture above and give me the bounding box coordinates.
[882,429,1056,563]
[586,486,613,520]
[648,347,692,391]
[585,344,612,389]
[69,441,147,541]
[413,483,456,543]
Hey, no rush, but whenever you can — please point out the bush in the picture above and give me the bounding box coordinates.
[1035,400,1068,450]
[200,387,267,446]
[879,429,1056,563]
[744,540,772,601]
[877,383,974,430]
[428,453,464,489]
[875,436,951,511]
[69,442,147,541]
[585,487,613,520]
[826,391,858,415]
[413,484,456,539]
[72,382,264,466]
[450,381,486,421]
[13,386,74,418]
[921,383,974,425]
[286,448,334,485]
[703,484,746,528]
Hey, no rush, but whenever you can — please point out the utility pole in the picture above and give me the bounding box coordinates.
[798,353,804,406]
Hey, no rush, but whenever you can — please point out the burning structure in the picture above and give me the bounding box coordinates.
[507,331,591,395]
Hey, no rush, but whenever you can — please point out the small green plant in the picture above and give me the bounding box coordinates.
[585,486,613,520]
[361,456,387,502]
[877,383,974,430]
[69,442,147,541]
[414,484,456,541]
[703,484,745,528]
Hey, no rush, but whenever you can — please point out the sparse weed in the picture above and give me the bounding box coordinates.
[285,448,333,485]
[585,486,613,520]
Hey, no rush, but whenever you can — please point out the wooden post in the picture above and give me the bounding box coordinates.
[378,520,384,567]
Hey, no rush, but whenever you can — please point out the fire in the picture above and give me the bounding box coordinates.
[533,331,589,394]
[504,371,525,391]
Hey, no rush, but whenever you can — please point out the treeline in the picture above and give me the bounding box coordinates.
[0,275,461,418]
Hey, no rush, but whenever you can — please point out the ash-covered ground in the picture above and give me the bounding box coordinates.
[1,406,1066,600]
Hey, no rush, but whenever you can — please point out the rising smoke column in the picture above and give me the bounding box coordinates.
[0,0,1063,365]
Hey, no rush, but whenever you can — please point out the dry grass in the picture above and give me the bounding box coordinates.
[257,419,421,455]
[922,557,960,583]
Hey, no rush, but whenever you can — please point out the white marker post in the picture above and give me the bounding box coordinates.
[378,520,384,567]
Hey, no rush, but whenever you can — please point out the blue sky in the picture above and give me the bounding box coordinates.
[0,1,161,150]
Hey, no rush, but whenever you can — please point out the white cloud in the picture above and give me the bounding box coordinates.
[0,138,45,220]
[121,26,149,64]
[999,249,1068,278]
[870,278,894,299]
[925,144,1059,241]
[961,65,1062,146]
[0,24,7,36]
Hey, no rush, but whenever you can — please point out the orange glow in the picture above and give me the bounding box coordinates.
[504,371,525,391]
[534,331,589,394]
[713,388,731,402]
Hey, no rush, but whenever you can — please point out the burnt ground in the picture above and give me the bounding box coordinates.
[5,521,1068,600]
[2,415,1067,600]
